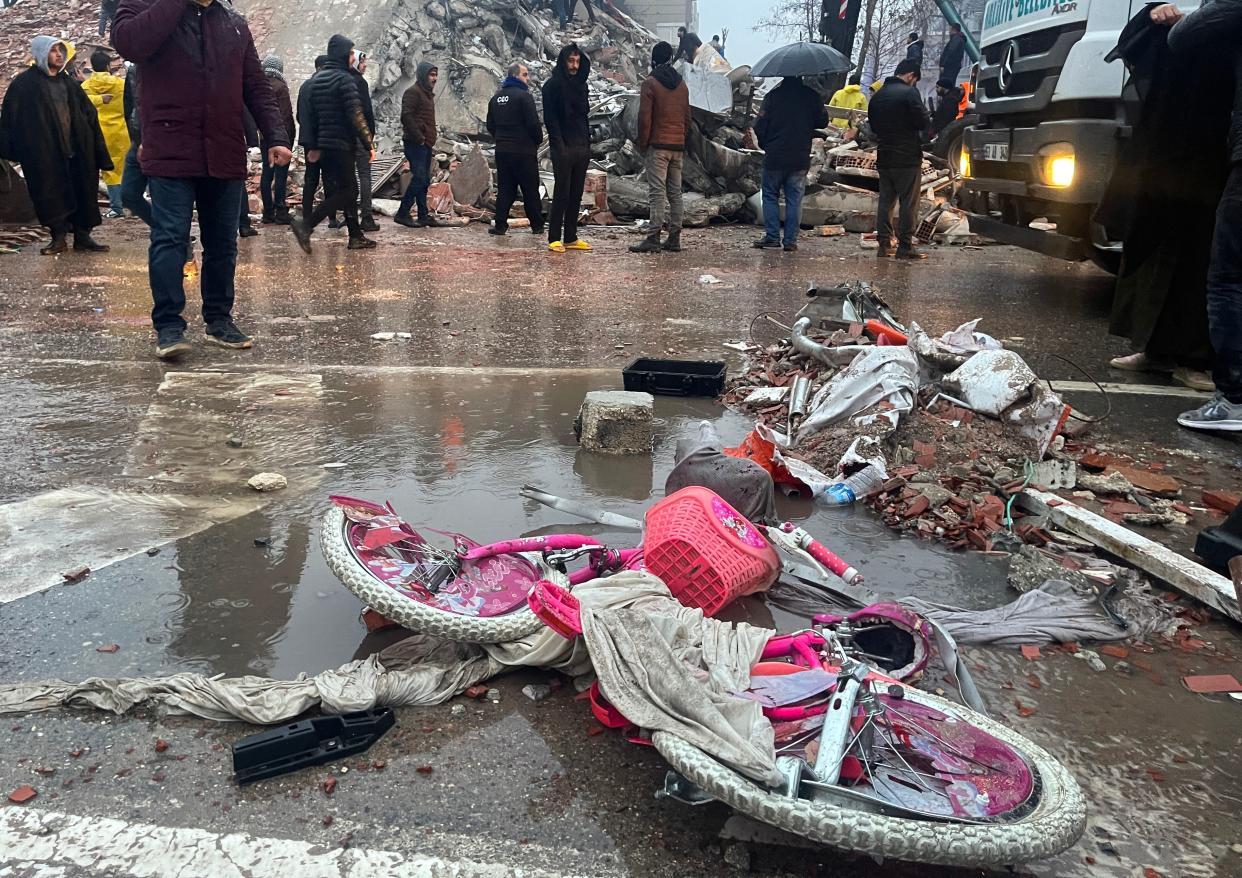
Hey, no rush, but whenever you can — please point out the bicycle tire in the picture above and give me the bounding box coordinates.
[320,506,551,643]
[651,685,1085,867]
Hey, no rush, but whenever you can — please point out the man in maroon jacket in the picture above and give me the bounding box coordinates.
[113,0,291,360]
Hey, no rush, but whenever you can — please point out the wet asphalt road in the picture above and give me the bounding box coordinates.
[1,219,1241,878]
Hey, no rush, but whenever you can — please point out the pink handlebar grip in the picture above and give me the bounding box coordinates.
[805,539,863,585]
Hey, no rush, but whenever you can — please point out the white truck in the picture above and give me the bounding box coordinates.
[960,0,1199,272]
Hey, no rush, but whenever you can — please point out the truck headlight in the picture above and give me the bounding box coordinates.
[1039,145,1075,188]
[959,148,971,178]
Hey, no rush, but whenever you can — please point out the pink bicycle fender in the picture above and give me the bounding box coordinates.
[463,534,601,560]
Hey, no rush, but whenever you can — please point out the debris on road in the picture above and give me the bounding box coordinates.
[61,566,90,583]
[6,785,36,804]
[574,390,653,455]
[247,473,288,492]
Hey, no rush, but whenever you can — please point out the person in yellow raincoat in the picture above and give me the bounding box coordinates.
[81,49,129,217]
[828,74,869,128]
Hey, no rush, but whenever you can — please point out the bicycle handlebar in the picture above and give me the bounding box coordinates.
[463,534,602,560]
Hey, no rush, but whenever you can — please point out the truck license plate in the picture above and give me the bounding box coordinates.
[983,143,1010,162]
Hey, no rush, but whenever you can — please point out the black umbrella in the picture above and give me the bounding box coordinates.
[750,41,852,78]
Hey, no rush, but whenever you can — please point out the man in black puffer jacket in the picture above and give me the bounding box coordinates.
[1163,0,1242,431]
[868,59,930,259]
[291,34,374,252]
[486,60,544,236]
[542,43,593,252]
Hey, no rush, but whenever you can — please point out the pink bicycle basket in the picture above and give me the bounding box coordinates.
[643,486,780,616]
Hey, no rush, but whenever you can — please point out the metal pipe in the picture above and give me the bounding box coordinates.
[791,317,869,368]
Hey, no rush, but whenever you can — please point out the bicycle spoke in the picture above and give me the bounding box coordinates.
[880,702,1018,776]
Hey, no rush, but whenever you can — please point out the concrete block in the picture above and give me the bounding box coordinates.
[574,391,654,455]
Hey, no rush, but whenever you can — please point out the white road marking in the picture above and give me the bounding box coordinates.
[1049,380,1211,399]
[0,807,593,878]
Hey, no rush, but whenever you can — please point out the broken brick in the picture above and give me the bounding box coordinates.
[1099,644,1129,659]
[154,739,169,753]
[913,441,936,468]
[1014,700,1037,718]
[62,566,90,583]
[416,765,434,775]
[464,685,489,699]
[1105,465,1181,497]
[321,777,337,795]
[95,644,120,653]
[7,785,37,804]
[903,496,931,519]
[1077,451,1111,471]
[1020,644,1042,661]
[1202,489,1240,514]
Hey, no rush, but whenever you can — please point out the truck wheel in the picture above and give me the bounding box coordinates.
[932,115,976,164]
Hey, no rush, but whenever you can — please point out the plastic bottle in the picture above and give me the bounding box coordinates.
[819,466,887,505]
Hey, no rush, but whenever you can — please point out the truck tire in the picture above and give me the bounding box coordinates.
[932,115,977,164]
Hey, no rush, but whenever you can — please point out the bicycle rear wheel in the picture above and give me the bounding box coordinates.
[652,683,1084,867]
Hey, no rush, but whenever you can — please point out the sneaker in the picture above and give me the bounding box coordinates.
[105,209,124,219]
[1109,352,1174,373]
[393,213,420,228]
[155,327,192,360]
[563,239,592,251]
[783,242,798,252]
[327,217,343,230]
[1173,367,1216,393]
[752,238,781,250]
[1177,394,1242,432]
[489,226,508,236]
[548,241,566,253]
[290,218,313,254]
[204,319,253,350]
[360,217,381,233]
[347,236,378,250]
[895,247,928,260]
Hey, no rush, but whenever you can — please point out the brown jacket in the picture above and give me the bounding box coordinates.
[637,65,690,152]
[401,63,437,147]
[265,74,295,148]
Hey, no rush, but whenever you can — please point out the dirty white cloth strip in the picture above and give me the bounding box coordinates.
[0,573,779,784]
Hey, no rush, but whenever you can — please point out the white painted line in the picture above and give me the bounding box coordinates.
[1050,380,1211,399]
[0,807,593,878]
[0,358,619,378]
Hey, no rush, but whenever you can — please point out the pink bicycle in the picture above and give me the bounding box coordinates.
[320,486,864,643]
[528,579,1087,867]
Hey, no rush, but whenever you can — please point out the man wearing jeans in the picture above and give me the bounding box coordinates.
[114,0,290,361]
[350,52,380,233]
[290,34,376,252]
[869,59,930,260]
[1160,0,1242,431]
[395,62,441,228]
[259,55,294,225]
[630,41,690,254]
[119,63,151,225]
[753,75,828,252]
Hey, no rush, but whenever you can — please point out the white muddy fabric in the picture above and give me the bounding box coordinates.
[901,579,1134,648]
[0,573,779,783]
[797,346,919,443]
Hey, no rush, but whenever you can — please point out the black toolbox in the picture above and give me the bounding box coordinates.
[622,358,727,397]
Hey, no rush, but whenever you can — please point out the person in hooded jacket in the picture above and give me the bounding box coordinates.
[113,0,291,359]
[296,54,329,223]
[290,34,376,252]
[630,41,690,254]
[82,49,129,218]
[752,74,829,252]
[396,61,442,228]
[543,43,593,252]
[828,73,868,129]
[486,61,545,236]
[259,55,295,225]
[0,37,113,255]
[350,52,380,232]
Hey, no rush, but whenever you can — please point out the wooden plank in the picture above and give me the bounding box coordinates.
[1018,489,1241,624]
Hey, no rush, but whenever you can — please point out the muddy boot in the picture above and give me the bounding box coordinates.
[41,232,68,255]
[72,232,109,252]
[273,207,293,225]
[238,225,259,238]
[348,235,378,250]
[662,230,682,252]
[629,232,662,253]
[260,209,276,224]
[360,215,381,233]
[289,217,313,254]
[393,212,419,228]
[895,246,928,260]
[420,215,447,228]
